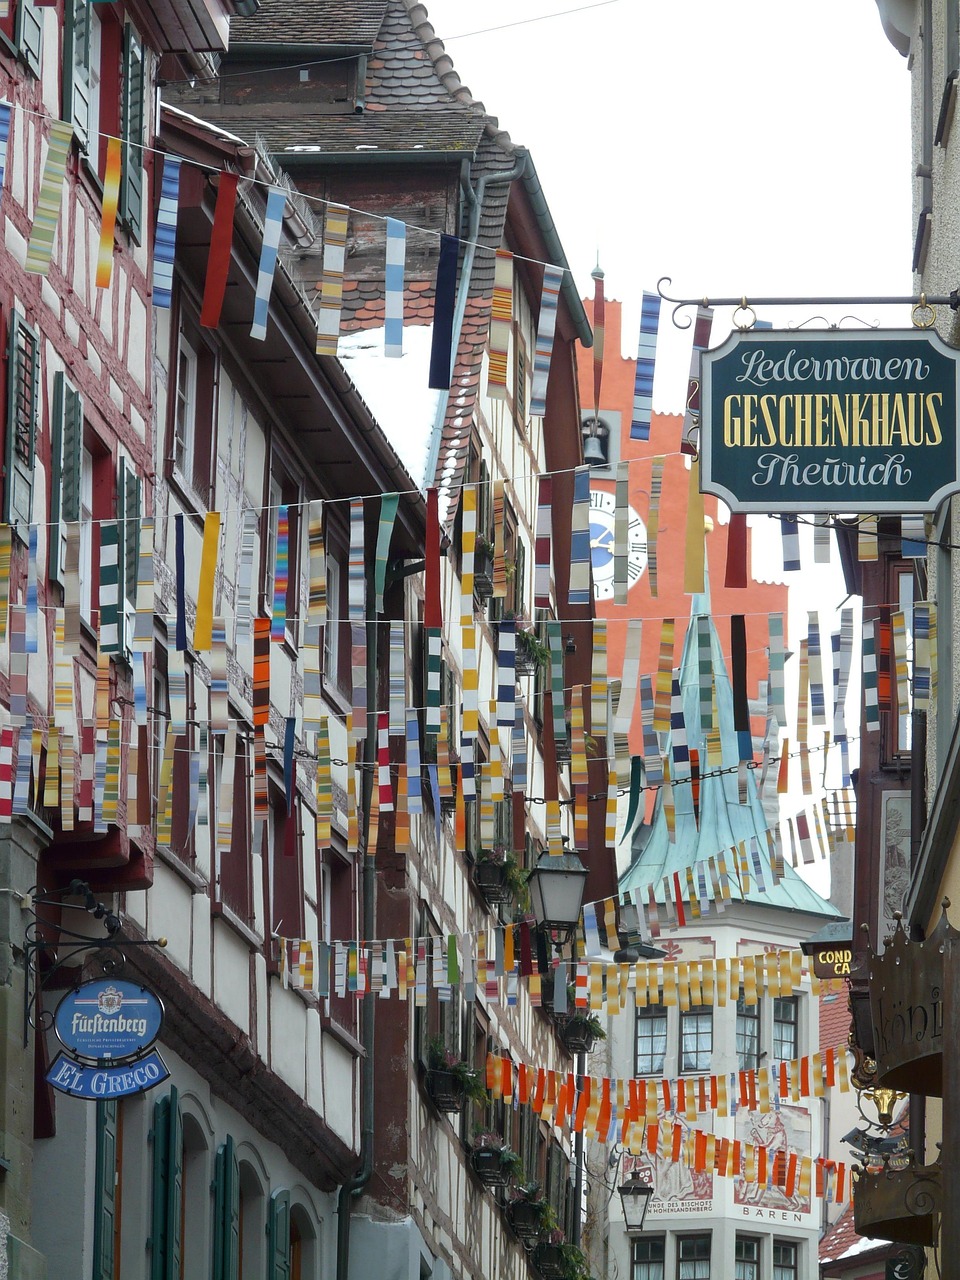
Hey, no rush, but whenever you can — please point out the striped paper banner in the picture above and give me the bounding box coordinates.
[194,511,220,650]
[348,499,367,740]
[780,517,800,572]
[316,202,349,356]
[487,249,513,397]
[0,101,11,209]
[630,290,660,440]
[384,216,405,356]
[95,136,122,288]
[568,465,591,605]
[807,612,826,726]
[591,620,608,739]
[200,173,239,328]
[863,619,879,731]
[271,504,289,640]
[534,475,553,608]
[614,460,629,605]
[647,456,664,596]
[653,619,674,731]
[389,622,405,733]
[374,492,400,614]
[25,120,74,276]
[99,522,121,653]
[251,186,287,340]
[531,265,563,417]
[406,708,423,815]
[547,621,567,755]
[682,306,713,454]
[497,618,515,726]
[235,509,258,648]
[901,513,926,557]
[152,155,181,309]
[891,610,911,723]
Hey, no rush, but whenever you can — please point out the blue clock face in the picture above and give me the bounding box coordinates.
[590,517,615,570]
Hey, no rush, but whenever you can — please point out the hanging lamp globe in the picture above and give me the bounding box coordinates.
[528,851,588,945]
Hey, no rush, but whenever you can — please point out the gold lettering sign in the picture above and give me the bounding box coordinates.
[812,946,852,979]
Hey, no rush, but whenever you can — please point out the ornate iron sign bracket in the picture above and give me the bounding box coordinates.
[23,879,167,1046]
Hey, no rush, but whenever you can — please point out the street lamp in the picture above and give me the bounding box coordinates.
[618,1172,654,1234]
[528,851,589,945]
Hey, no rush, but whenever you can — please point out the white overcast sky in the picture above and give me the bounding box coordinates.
[425,0,914,412]
[422,0,913,899]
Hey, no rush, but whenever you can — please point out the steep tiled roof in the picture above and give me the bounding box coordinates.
[230,0,389,47]
[247,111,484,155]
[431,130,519,517]
[819,1204,873,1265]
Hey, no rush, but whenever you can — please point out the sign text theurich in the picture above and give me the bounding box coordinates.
[699,328,960,513]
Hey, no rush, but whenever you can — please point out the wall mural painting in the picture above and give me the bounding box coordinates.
[733,1104,811,1214]
[624,1109,715,1215]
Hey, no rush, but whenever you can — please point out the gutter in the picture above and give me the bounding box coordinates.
[423,147,531,486]
[278,148,479,167]
[519,152,592,347]
[336,571,379,1280]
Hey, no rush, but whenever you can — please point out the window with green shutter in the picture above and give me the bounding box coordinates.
[15,0,42,78]
[117,456,141,656]
[120,23,145,243]
[61,0,91,151]
[5,311,39,533]
[93,1100,119,1280]
[49,371,83,587]
[213,1136,240,1280]
[150,1087,183,1280]
[267,1189,291,1280]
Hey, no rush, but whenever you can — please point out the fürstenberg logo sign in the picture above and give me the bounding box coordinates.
[699,328,960,513]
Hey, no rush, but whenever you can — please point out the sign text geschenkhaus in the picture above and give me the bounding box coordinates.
[699,328,960,513]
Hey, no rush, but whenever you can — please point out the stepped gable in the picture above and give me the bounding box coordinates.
[229,0,389,47]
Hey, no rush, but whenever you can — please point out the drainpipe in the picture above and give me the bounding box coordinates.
[422,146,530,486]
[336,566,379,1280]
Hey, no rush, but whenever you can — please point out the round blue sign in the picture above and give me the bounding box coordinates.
[54,979,164,1062]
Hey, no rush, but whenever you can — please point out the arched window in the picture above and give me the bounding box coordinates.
[181,1113,210,1278]
[238,1162,266,1279]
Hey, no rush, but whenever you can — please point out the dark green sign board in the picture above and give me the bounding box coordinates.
[699,328,960,513]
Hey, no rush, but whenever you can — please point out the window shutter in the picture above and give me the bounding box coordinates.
[513,536,525,617]
[15,0,42,78]
[267,1188,291,1280]
[165,1087,183,1280]
[213,1136,240,1280]
[117,456,141,655]
[93,1100,118,1280]
[5,312,38,531]
[61,0,90,149]
[49,371,83,585]
[120,23,145,243]
[150,1095,171,1280]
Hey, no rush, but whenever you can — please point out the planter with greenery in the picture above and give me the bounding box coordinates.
[505,1184,549,1247]
[555,1009,606,1055]
[474,536,496,599]
[473,848,528,908]
[425,1037,487,1113]
[470,1130,523,1188]
[533,1237,590,1280]
[514,626,550,676]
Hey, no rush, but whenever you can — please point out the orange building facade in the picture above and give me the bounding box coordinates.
[576,297,789,770]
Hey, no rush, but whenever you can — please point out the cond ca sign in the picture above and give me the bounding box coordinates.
[699,328,960,513]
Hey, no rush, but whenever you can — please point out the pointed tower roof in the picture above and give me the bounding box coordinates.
[619,593,840,920]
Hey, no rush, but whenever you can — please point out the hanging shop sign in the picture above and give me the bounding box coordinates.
[699,328,960,513]
[46,1049,170,1099]
[53,978,164,1061]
